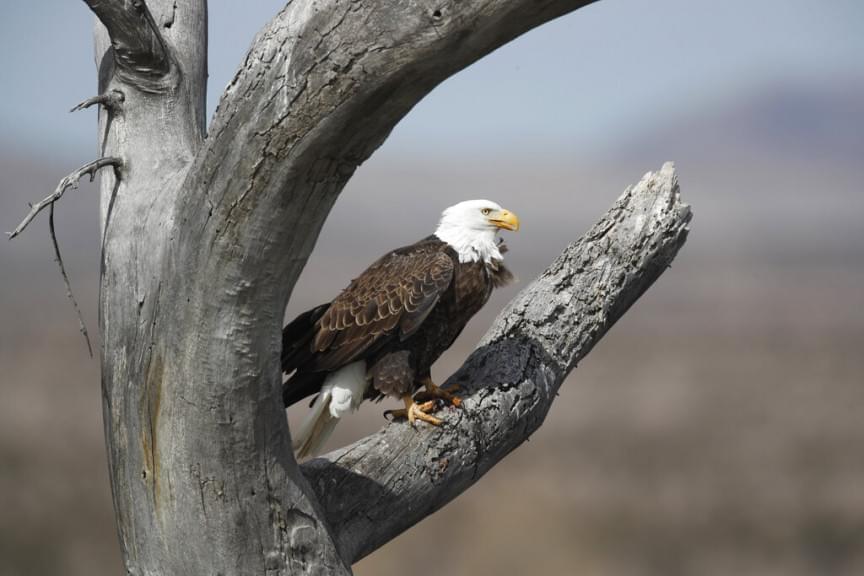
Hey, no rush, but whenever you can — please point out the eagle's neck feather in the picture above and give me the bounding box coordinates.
[434,225,502,264]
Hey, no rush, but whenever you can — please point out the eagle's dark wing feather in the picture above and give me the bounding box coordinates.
[281,303,329,374]
[308,245,454,371]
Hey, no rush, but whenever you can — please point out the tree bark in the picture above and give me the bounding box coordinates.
[74,0,692,575]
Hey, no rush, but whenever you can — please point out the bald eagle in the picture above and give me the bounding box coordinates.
[282,200,519,458]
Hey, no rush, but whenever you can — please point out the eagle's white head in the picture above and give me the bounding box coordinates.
[434,199,519,264]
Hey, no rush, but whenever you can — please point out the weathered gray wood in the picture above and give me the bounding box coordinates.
[90,2,226,575]
[302,162,691,563]
[73,0,690,575]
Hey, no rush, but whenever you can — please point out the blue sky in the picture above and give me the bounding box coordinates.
[1,0,863,158]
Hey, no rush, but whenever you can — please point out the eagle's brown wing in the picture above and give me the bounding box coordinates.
[307,245,454,371]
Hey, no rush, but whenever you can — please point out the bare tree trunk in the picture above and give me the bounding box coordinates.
[51,0,691,574]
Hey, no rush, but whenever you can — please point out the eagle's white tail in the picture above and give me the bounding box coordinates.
[292,361,367,459]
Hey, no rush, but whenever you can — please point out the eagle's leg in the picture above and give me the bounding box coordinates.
[415,375,462,407]
[384,395,442,426]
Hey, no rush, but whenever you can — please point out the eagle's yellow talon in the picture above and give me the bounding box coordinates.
[411,400,442,426]
[385,396,442,426]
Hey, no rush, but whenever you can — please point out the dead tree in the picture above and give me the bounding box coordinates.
[10,0,691,574]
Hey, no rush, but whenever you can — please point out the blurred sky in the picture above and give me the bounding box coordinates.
[1,0,863,159]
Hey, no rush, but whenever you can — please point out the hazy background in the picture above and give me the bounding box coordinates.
[2,1,863,575]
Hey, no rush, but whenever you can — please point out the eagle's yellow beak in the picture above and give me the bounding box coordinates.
[490,209,520,231]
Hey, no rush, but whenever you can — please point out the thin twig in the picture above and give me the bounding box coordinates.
[7,157,122,357]
[49,204,93,358]
[7,157,123,240]
[70,90,125,113]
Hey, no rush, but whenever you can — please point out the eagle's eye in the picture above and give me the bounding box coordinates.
[481,208,492,215]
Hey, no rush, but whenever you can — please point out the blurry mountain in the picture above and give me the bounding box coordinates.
[617,78,864,164]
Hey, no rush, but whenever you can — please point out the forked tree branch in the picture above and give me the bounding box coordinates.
[139,4,606,571]
[66,0,695,573]
[303,163,691,563]
[7,157,123,240]
[7,157,121,357]
[82,0,173,89]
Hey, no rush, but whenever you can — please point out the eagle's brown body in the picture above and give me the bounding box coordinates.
[282,235,513,406]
